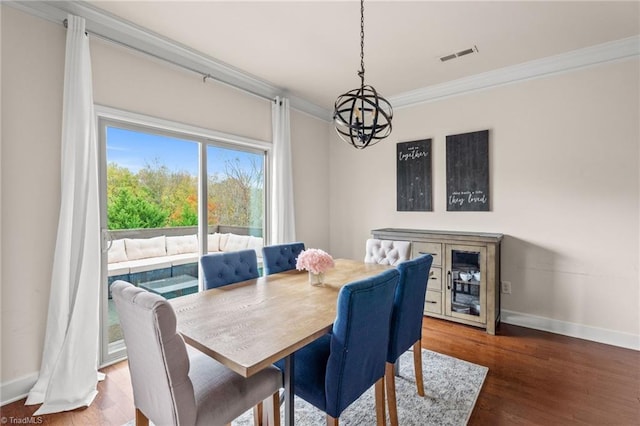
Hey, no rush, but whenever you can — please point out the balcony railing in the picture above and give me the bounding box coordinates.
[108,224,263,240]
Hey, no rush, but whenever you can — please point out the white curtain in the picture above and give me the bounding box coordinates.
[26,14,102,415]
[271,97,296,243]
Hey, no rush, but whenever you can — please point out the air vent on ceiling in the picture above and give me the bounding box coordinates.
[440,45,479,62]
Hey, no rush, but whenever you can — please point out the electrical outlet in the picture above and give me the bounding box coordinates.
[501,281,512,294]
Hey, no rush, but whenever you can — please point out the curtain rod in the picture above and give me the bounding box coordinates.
[62,18,275,103]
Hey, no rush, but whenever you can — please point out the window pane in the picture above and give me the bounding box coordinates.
[106,126,199,348]
[206,145,265,236]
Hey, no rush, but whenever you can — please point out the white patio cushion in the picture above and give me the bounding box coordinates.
[108,239,128,264]
[126,257,173,274]
[248,236,264,259]
[207,233,221,252]
[168,253,199,267]
[166,234,198,256]
[108,262,130,276]
[125,236,166,260]
[218,233,231,251]
[224,234,250,252]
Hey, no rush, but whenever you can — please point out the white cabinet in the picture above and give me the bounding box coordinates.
[371,228,503,335]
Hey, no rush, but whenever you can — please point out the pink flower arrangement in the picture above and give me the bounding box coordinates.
[296,248,335,275]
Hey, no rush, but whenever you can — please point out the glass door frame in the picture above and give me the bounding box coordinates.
[444,243,487,325]
[96,105,271,367]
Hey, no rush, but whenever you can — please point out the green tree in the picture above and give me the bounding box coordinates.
[108,187,168,229]
[107,163,140,199]
[138,159,198,225]
[106,155,263,231]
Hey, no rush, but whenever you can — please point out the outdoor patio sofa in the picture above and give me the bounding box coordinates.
[107,232,264,287]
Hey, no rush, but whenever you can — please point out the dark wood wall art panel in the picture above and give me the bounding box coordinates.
[446,130,490,211]
[397,139,432,211]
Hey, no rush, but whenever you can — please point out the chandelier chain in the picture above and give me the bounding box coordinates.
[359,0,365,84]
[333,0,393,149]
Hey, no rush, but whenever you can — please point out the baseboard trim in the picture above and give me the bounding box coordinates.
[1,372,38,406]
[501,309,640,351]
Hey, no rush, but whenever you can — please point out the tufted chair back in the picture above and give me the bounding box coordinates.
[364,238,411,266]
[111,280,197,426]
[388,254,433,362]
[262,242,305,275]
[200,249,260,289]
[384,254,434,425]
[325,268,399,418]
[273,268,399,424]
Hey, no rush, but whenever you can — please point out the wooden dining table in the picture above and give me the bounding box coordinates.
[170,258,390,426]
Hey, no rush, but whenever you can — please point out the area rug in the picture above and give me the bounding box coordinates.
[237,349,486,426]
[124,349,487,426]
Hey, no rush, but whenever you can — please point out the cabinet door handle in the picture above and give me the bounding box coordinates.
[447,271,452,290]
[430,276,438,280]
[425,300,437,304]
[419,252,438,256]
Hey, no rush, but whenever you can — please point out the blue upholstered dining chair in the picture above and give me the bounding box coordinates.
[200,249,260,289]
[262,242,305,275]
[276,268,400,426]
[111,281,282,426]
[385,254,433,426]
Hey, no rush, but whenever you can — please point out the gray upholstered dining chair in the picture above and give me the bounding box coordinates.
[385,254,433,426]
[200,249,260,289]
[111,280,282,426]
[262,242,305,275]
[364,238,411,266]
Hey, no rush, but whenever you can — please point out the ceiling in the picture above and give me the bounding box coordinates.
[87,1,639,111]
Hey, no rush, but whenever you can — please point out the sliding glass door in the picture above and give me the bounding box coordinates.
[100,122,200,363]
[98,112,267,365]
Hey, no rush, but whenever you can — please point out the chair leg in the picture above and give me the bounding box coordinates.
[135,409,149,426]
[253,401,264,426]
[413,340,425,397]
[385,362,398,426]
[326,414,339,426]
[268,390,281,426]
[375,377,386,426]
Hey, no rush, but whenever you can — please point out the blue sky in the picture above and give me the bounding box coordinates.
[106,126,262,177]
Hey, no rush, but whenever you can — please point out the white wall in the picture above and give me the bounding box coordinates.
[90,39,272,142]
[1,6,66,391]
[290,110,331,250]
[329,59,640,348]
[0,6,331,392]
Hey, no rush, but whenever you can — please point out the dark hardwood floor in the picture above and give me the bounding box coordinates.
[2,317,638,425]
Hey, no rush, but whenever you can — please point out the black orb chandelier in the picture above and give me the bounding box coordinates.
[333,0,393,149]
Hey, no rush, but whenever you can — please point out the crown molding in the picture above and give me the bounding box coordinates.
[6,0,333,121]
[7,1,638,121]
[389,35,640,109]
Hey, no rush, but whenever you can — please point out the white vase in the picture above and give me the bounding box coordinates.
[308,271,324,286]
